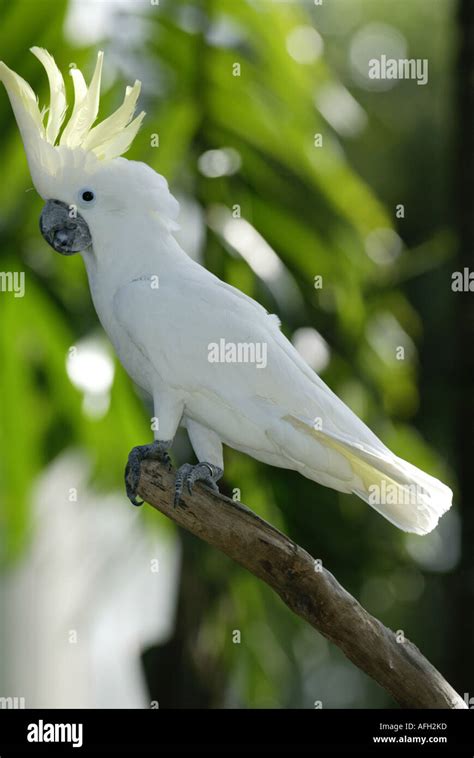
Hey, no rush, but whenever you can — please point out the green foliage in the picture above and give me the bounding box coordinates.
[0,1,151,561]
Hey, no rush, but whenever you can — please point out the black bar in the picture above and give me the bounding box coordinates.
[0,708,471,754]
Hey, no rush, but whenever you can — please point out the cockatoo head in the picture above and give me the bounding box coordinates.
[0,48,179,255]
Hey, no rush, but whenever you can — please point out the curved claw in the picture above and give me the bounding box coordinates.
[174,462,223,507]
[125,459,142,507]
[125,439,173,506]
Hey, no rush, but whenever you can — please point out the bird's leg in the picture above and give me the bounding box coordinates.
[125,439,172,506]
[174,420,225,507]
[125,394,185,506]
[174,462,223,507]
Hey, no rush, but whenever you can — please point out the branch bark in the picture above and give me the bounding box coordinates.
[138,460,466,709]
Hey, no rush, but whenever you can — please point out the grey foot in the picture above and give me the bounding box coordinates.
[125,440,172,506]
[174,462,223,507]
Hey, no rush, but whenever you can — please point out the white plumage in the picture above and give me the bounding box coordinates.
[0,49,452,534]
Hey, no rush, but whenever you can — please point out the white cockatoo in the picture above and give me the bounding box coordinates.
[0,49,452,534]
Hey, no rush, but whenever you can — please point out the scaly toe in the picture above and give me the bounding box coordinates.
[174,463,193,507]
[174,462,223,507]
[125,439,173,506]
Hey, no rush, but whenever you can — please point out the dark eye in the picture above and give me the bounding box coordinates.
[78,187,96,207]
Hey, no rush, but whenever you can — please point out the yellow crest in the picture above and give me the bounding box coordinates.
[0,48,145,196]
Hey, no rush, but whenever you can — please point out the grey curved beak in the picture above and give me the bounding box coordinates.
[39,199,92,255]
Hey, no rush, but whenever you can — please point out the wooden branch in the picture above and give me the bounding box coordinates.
[138,460,466,709]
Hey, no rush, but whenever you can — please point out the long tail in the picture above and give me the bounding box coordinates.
[285,415,452,535]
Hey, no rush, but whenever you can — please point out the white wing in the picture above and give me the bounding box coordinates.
[113,260,452,535]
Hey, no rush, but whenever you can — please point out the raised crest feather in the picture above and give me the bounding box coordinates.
[0,48,145,168]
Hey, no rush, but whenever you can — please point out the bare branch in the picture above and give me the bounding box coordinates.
[138,460,466,709]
